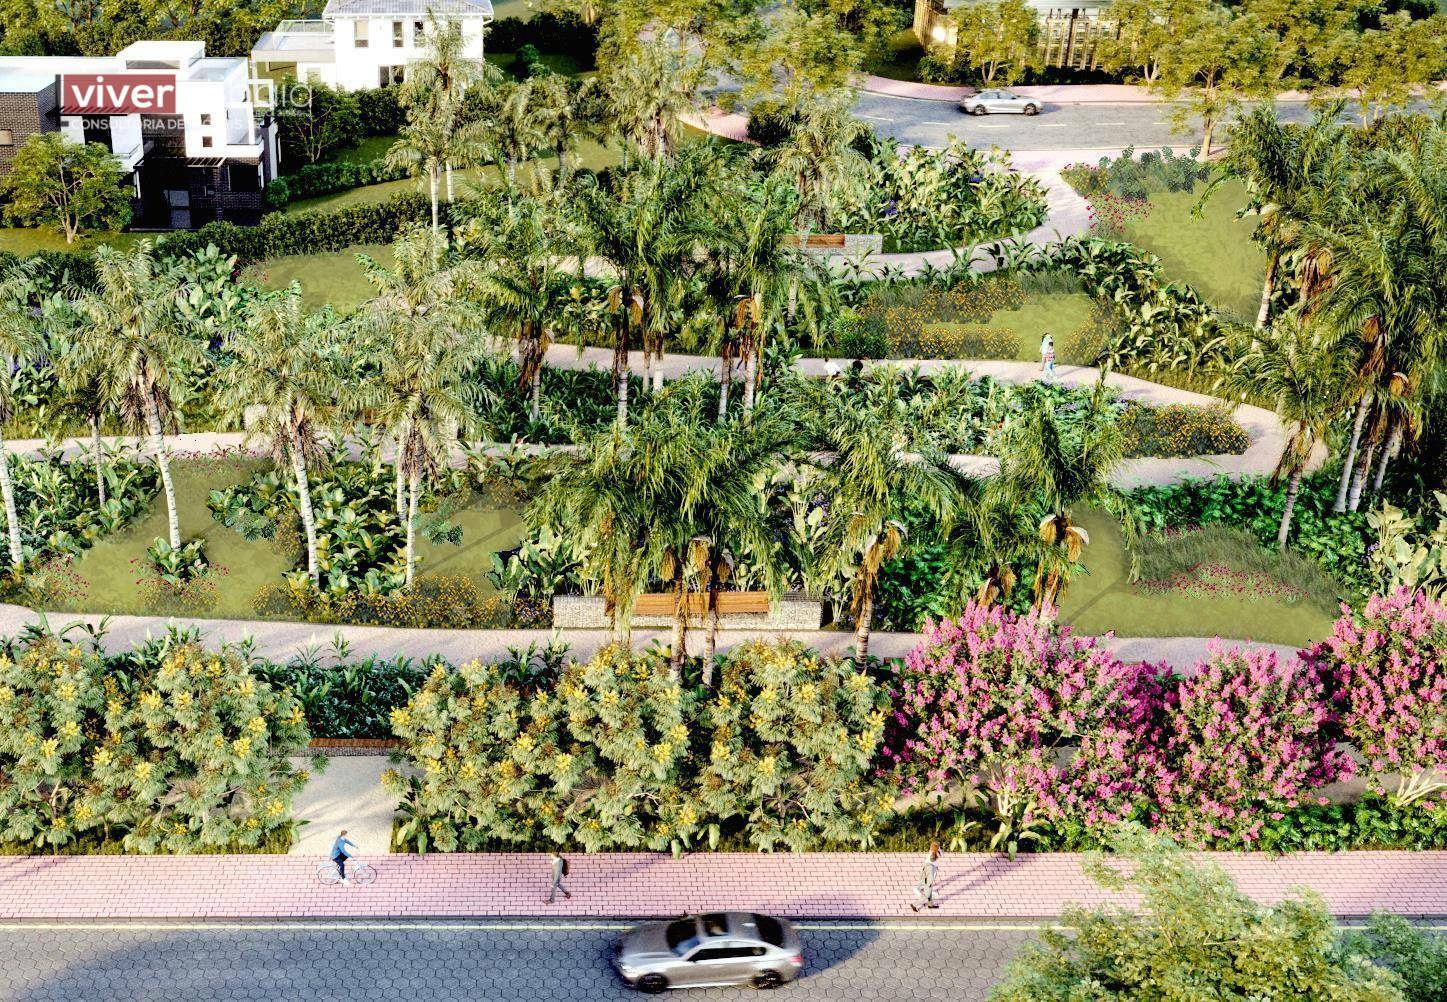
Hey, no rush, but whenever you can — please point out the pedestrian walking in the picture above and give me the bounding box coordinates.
[330,829,359,887]
[546,851,572,904]
[911,842,942,911]
[824,359,842,379]
[1040,334,1056,380]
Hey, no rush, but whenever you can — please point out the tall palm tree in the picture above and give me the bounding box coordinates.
[472,78,548,187]
[0,267,44,571]
[1200,102,1347,328]
[217,287,343,586]
[598,40,703,160]
[762,90,868,234]
[404,13,496,201]
[1228,317,1354,548]
[794,369,960,661]
[989,379,1134,610]
[70,244,202,551]
[387,92,485,232]
[48,296,111,507]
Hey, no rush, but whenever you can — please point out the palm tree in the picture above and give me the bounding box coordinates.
[1201,102,1347,328]
[989,379,1134,610]
[1227,317,1354,548]
[217,287,343,586]
[0,267,44,571]
[763,90,868,233]
[794,369,960,661]
[472,78,548,187]
[404,13,496,201]
[70,244,203,551]
[387,91,485,232]
[48,297,111,507]
[598,40,703,160]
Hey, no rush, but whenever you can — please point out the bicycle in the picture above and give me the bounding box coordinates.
[316,857,377,886]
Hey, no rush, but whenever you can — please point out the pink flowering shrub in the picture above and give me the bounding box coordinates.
[1142,647,1352,846]
[883,603,1159,830]
[1303,588,1447,806]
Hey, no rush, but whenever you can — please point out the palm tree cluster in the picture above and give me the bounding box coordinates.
[1208,108,1447,543]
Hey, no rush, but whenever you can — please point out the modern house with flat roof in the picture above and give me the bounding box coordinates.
[914,0,1115,72]
[252,0,494,92]
[0,41,278,229]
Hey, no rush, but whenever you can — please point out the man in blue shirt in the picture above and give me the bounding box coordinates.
[331,830,359,886]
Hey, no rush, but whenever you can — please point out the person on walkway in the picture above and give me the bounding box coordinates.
[1040,334,1056,381]
[911,842,942,911]
[546,851,572,903]
[824,359,842,379]
[330,830,358,887]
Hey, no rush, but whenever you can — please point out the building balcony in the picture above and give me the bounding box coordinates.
[252,20,337,65]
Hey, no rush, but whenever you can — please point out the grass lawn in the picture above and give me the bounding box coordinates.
[0,228,144,255]
[485,51,589,77]
[242,243,392,311]
[1119,181,1266,321]
[45,457,524,622]
[919,291,1103,363]
[864,28,925,82]
[1056,509,1338,647]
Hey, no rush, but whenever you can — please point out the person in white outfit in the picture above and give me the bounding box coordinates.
[1040,334,1056,380]
[911,842,942,911]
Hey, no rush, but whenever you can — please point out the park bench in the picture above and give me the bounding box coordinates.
[782,233,848,249]
[632,591,771,616]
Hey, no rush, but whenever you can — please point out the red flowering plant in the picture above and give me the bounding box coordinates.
[882,603,1159,853]
[1140,647,1352,846]
[1304,588,1447,808]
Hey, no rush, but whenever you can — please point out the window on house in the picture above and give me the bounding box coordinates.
[201,136,213,148]
[378,65,405,87]
[355,19,369,47]
[200,113,211,125]
[413,19,425,41]
[0,130,13,146]
[393,20,404,46]
[228,163,261,193]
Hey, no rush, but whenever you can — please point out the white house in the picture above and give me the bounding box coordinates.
[251,0,494,92]
[914,0,1115,72]
[0,41,278,228]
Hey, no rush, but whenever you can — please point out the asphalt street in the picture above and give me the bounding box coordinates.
[0,920,1039,1001]
[851,93,1367,152]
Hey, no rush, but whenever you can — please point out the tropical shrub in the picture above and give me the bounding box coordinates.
[353,86,405,136]
[1346,913,1447,1002]
[1062,146,1208,203]
[0,638,311,853]
[7,451,158,564]
[883,604,1159,853]
[387,642,892,853]
[138,537,218,615]
[1118,401,1249,458]
[1368,493,1447,600]
[746,99,797,147]
[1141,648,1351,845]
[1304,588,1447,807]
[988,828,1406,1002]
[264,158,410,208]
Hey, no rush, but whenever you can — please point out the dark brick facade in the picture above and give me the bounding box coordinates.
[0,82,57,174]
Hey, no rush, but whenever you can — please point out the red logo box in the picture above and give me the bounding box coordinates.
[59,73,178,115]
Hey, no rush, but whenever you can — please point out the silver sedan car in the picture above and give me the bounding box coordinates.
[614,911,804,993]
[959,89,1043,116]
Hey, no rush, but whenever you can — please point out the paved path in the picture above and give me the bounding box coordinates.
[0,850,1443,920]
[0,920,1030,1001]
[288,756,397,858]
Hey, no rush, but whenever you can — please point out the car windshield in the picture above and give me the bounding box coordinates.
[665,919,700,956]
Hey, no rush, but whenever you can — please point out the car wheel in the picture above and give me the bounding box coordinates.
[752,971,784,990]
[971,106,987,116]
[1023,104,1039,116]
[636,974,668,994]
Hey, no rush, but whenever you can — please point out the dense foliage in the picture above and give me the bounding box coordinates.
[0,638,311,854]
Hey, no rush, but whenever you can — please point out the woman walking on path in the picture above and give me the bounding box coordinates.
[330,830,359,886]
[1040,334,1056,381]
[911,843,942,911]
[546,851,572,904]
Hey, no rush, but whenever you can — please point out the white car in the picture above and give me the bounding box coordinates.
[959,89,1043,116]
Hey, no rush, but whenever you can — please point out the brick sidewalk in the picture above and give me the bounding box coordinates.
[3,852,1445,921]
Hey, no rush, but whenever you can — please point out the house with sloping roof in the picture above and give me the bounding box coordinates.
[252,0,493,92]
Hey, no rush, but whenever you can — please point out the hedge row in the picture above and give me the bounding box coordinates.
[486,12,599,63]
[264,158,410,208]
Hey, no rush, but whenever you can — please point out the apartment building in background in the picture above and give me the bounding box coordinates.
[0,41,278,228]
[914,0,1115,72]
[251,0,494,92]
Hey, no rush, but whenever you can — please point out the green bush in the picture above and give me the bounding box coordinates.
[353,87,404,136]
[746,99,797,147]
[264,158,409,208]
[486,12,599,65]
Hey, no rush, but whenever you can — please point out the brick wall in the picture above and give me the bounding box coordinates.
[0,82,56,176]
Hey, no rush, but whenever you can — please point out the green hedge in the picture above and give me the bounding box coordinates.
[265,158,410,208]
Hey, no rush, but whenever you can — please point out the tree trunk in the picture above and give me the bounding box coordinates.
[669,565,686,679]
[643,350,653,396]
[854,586,873,663]
[1256,249,1277,328]
[1348,442,1375,512]
[394,453,407,529]
[703,582,720,687]
[530,365,542,423]
[404,471,419,587]
[742,344,758,413]
[445,163,454,202]
[652,347,664,393]
[1199,117,1215,161]
[1333,396,1368,512]
[0,431,22,571]
[1277,467,1303,549]
[615,364,629,427]
[717,351,730,422]
[291,434,320,585]
[1370,423,1401,497]
[90,413,106,505]
[428,169,440,233]
[145,396,181,550]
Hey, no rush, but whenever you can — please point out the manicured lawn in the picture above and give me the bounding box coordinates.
[1057,509,1338,647]
[242,243,392,311]
[1119,181,1266,321]
[327,135,399,166]
[0,228,144,255]
[920,291,1103,363]
[45,457,524,621]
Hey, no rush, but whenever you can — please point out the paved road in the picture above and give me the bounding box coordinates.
[0,920,1035,1001]
[851,93,1410,152]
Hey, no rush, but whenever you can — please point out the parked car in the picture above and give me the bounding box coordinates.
[959,90,1043,116]
[614,911,804,993]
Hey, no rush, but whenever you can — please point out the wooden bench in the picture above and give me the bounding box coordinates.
[782,233,848,249]
[633,591,771,616]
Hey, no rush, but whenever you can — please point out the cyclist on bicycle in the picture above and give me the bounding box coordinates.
[330,830,359,886]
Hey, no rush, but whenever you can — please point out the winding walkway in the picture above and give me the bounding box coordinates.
[6,355,1299,491]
